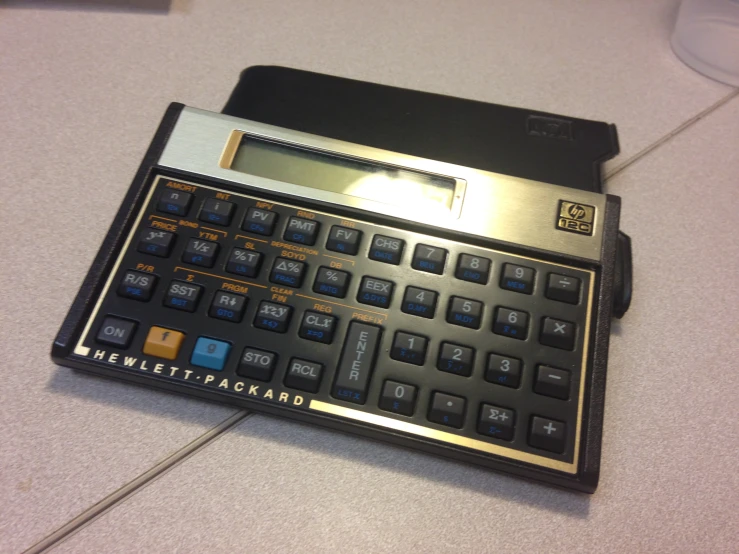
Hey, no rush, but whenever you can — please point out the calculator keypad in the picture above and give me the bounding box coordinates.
[78,175,595,469]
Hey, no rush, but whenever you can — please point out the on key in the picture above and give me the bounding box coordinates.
[332,321,382,404]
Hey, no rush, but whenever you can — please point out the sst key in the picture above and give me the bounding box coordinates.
[332,322,382,404]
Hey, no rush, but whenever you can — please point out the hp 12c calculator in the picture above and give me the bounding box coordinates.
[53,101,629,493]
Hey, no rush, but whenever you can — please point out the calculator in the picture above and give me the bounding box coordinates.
[53,103,627,493]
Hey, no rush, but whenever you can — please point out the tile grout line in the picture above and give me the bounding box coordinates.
[605,88,739,181]
[23,410,251,554]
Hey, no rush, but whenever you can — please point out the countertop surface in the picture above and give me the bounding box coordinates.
[1,1,737,552]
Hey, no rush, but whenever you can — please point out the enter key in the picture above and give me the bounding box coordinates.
[332,322,382,404]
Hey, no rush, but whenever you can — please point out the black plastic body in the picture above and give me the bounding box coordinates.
[52,104,622,493]
[223,66,620,193]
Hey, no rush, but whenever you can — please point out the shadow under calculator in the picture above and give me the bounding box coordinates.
[232,414,592,518]
[49,365,590,517]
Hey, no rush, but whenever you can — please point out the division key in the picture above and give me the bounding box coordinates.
[332,322,382,404]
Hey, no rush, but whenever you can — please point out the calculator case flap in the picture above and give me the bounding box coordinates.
[222,66,620,193]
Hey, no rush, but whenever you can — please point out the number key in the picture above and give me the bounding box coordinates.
[411,244,447,274]
[391,332,428,365]
[378,380,417,416]
[485,353,522,388]
[447,296,483,329]
[437,343,474,376]
[493,307,529,340]
[500,263,535,294]
[455,254,491,284]
[401,286,438,318]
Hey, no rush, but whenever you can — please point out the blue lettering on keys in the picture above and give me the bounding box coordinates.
[506,280,525,290]
[372,250,393,261]
[498,375,508,383]
[274,274,297,285]
[166,203,180,213]
[125,286,143,296]
[208,213,221,222]
[146,245,158,252]
[488,425,501,435]
[191,255,204,263]
[249,223,266,233]
[454,314,474,324]
[290,233,306,243]
[306,330,324,339]
[406,303,427,314]
[260,318,279,329]
[335,388,361,401]
[217,308,234,318]
[318,284,339,295]
[392,401,400,410]
[463,270,481,280]
[170,298,187,307]
[503,325,517,336]
[419,260,436,270]
[335,243,345,251]
[362,293,387,305]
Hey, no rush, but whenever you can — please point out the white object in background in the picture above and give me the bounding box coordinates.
[672,0,739,86]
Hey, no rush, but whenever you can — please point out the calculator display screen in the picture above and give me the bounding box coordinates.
[230,136,456,212]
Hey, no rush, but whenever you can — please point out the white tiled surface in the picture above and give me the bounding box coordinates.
[49,96,739,554]
[1,0,737,552]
